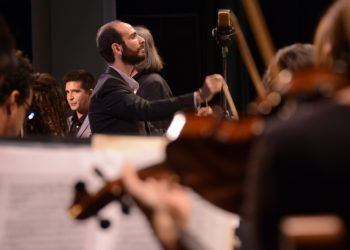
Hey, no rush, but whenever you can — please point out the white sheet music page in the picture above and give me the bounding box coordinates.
[0,141,161,250]
[0,137,238,250]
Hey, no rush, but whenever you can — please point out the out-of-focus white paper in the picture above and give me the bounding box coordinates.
[0,138,238,250]
[0,141,161,250]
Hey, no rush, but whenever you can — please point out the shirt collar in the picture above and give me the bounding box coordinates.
[72,113,87,125]
[110,65,139,94]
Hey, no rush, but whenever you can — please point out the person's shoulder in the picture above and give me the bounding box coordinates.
[139,72,170,88]
[138,72,164,82]
[93,75,130,101]
[97,71,128,88]
[264,101,341,140]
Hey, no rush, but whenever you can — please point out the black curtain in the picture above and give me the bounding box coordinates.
[0,0,333,111]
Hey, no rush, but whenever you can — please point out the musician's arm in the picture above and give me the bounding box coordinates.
[121,165,208,250]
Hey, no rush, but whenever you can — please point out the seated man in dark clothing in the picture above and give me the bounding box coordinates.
[64,69,95,138]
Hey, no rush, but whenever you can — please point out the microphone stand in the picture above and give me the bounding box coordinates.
[221,46,229,118]
[212,25,239,120]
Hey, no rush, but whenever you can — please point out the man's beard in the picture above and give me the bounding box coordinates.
[121,44,145,65]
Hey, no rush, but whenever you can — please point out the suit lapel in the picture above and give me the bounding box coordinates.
[77,116,91,138]
[68,116,73,127]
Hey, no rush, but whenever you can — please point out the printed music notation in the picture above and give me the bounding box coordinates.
[0,137,238,250]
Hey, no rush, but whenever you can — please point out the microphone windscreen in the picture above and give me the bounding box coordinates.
[218,9,231,27]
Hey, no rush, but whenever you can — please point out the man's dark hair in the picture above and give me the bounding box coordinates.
[63,69,95,91]
[0,50,33,105]
[96,20,123,63]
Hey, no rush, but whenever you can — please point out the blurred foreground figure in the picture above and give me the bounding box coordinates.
[0,51,33,137]
[246,0,350,250]
[0,17,30,137]
[121,165,210,250]
[262,43,315,92]
[122,165,190,250]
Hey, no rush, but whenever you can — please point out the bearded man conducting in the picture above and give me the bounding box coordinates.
[89,20,223,135]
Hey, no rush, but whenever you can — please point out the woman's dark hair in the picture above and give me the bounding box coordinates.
[24,73,68,136]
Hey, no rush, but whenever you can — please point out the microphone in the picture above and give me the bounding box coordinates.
[212,9,235,47]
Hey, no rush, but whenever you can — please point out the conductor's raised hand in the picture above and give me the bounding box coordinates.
[197,74,223,103]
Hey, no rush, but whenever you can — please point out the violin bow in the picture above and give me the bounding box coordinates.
[222,77,240,120]
[241,0,279,79]
[228,9,267,99]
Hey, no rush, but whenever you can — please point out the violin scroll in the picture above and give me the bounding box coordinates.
[67,163,173,225]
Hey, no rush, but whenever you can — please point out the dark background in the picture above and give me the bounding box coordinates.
[0,0,333,112]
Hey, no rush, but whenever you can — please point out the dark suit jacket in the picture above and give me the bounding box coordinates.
[246,101,350,250]
[89,67,194,135]
[134,71,173,135]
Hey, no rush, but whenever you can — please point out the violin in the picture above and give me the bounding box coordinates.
[68,161,172,221]
[67,113,265,225]
[276,67,348,97]
[248,67,349,115]
[165,114,264,213]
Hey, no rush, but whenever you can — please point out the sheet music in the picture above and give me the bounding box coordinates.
[188,192,238,250]
[0,144,94,250]
[0,139,238,250]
